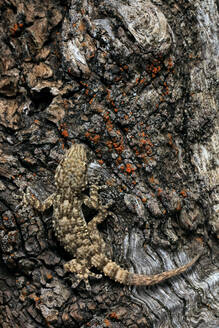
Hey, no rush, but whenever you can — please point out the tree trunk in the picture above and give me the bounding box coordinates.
[0,0,218,327]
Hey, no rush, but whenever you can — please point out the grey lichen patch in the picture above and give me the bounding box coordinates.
[38,278,71,324]
[61,0,174,78]
[114,0,173,53]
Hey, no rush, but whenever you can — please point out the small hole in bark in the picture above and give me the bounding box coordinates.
[30,87,54,112]
[81,204,98,223]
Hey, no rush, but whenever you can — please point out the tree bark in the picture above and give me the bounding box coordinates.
[0,0,218,327]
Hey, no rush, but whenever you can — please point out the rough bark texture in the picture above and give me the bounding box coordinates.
[0,0,218,327]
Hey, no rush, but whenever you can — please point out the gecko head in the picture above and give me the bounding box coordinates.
[55,143,89,192]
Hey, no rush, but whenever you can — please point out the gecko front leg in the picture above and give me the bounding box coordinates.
[24,187,55,212]
[83,184,100,209]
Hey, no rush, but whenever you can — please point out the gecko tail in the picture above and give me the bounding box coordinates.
[130,253,201,286]
[91,253,201,286]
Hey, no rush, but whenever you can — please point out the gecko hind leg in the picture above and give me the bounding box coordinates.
[85,199,116,227]
[64,259,102,290]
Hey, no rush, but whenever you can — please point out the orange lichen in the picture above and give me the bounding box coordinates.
[125,163,135,174]
[46,273,53,280]
[85,132,90,138]
[89,94,96,105]
[114,141,124,154]
[105,89,119,110]
[195,236,204,244]
[29,293,41,304]
[157,188,162,196]
[167,57,173,71]
[146,62,161,78]
[80,81,88,88]
[61,129,69,138]
[149,176,156,184]
[10,23,22,36]
[140,138,147,145]
[35,296,40,303]
[92,134,100,143]
[125,163,132,174]
[85,131,100,144]
[176,201,182,211]
[146,138,153,146]
[163,82,169,95]
[106,178,116,186]
[112,101,116,108]
[116,156,122,166]
[106,140,113,149]
[103,112,110,120]
[140,78,146,84]
[78,21,85,31]
[104,318,111,327]
[167,133,173,146]
[108,312,118,320]
[106,120,113,132]
[180,190,187,198]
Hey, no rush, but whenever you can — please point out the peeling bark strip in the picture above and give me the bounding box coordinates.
[0,0,218,327]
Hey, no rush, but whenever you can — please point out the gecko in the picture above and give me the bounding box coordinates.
[24,143,200,290]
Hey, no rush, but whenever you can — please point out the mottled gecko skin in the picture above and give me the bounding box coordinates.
[24,144,200,289]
